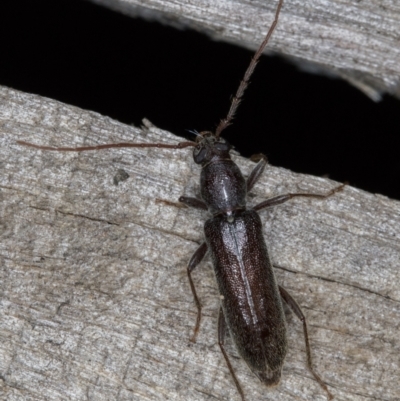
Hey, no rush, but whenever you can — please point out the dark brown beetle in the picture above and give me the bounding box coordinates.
[18,0,343,399]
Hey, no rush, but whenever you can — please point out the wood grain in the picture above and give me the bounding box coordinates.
[1,86,399,400]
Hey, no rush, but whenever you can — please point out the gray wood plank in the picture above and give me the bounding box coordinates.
[1,86,399,400]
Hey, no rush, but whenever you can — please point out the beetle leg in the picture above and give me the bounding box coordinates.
[246,154,268,192]
[179,196,208,210]
[253,183,345,212]
[218,307,245,401]
[279,286,333,400]
[187,242,208,342]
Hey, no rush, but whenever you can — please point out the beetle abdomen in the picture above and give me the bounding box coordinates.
[204,210,287,380]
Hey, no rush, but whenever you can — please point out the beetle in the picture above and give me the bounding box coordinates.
[17,0,342,399]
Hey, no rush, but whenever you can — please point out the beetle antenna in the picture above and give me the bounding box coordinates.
[215,0,283,137]
[16,140,196,152]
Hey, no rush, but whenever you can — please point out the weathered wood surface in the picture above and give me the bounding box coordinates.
[1,86,400,400]
[89,0,400,101]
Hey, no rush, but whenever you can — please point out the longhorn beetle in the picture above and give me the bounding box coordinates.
[18,0,343,399]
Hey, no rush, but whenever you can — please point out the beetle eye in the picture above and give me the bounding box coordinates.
[214,141,230,152]
[193,146,209,164]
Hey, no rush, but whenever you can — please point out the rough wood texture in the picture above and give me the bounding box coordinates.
[89,0,400,101]
[1,86,400,400]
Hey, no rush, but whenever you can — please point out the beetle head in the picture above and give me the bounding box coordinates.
[193,131,232,165]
